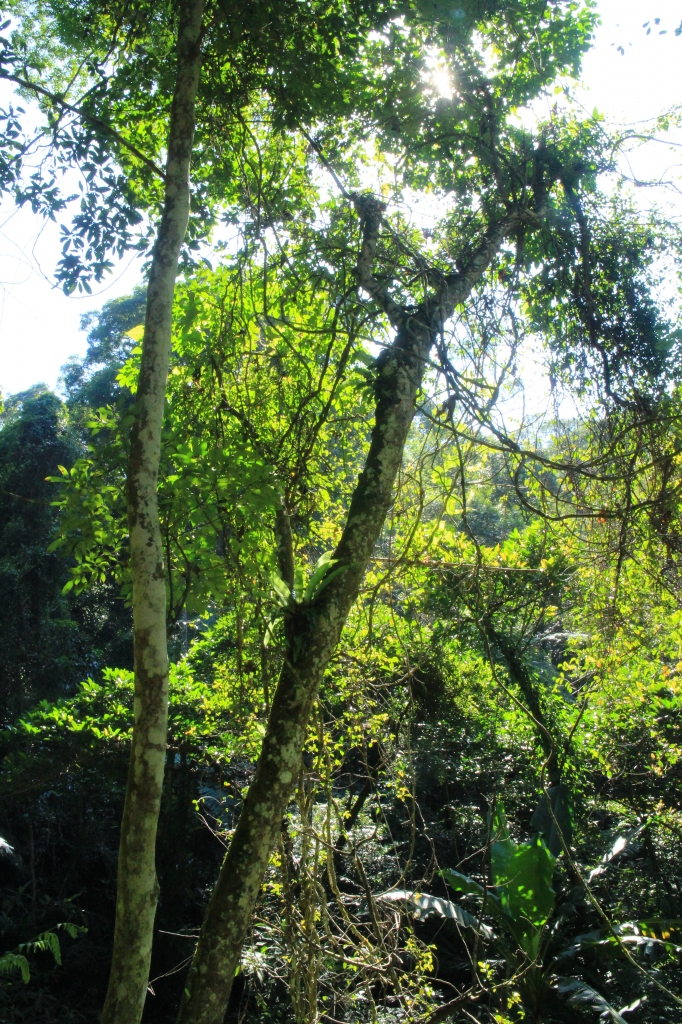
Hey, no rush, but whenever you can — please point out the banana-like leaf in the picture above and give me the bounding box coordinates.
[446,805,557,961]
[376,890,494,940]
[555,977,628,1023]
[487,811,556,958]
[441,869,518,939]
[444,805,557,961]
[413,893,496,940]
[626,917,679,937]
[263,617,277,648]
[622,918,682,942]
[490,802,515,858]
[555,929,603,960]
[560,919,682,960]
[441,867,485,897]
[588,824,647,882]
[495,836,556,931]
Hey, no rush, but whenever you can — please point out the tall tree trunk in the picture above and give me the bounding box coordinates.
[485,625,561,786]
[101,4,205,1022]
[176,199,516,1024]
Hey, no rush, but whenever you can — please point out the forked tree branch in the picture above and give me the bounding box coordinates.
[176,182,526,1024]
[0,70,167,179]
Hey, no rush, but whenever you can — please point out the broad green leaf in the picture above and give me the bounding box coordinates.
[304,550,337,601]
[490,802,516,888]
[441,868,485,897]
[271,573,291,608]
[555,977,628,1024]
[309,564,348,599]
[377,889,494,940]
[440,869,514,937]
[499,837,556,929]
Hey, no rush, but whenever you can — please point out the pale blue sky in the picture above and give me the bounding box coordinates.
[0,0,679,397]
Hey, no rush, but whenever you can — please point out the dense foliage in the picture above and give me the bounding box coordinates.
[2,269,682,1023]
[0,1,681,1023]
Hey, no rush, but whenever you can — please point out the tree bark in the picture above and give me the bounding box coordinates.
[176,198,516,1024]
[274,503,295,590]
[101,4,205,1023]
[486,626,561,786]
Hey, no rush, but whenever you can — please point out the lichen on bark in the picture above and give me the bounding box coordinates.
[101,4,206,1023]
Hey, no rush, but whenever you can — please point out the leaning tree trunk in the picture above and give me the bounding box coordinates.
[176,198,517,1024]
[101,4,205,1023]
[486,625,561,786]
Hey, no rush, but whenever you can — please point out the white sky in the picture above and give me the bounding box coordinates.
[0,0,680,397]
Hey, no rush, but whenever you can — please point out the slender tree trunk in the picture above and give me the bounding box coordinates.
[274,503,296,590]
[486,626,561,785]
[176,199,516,1024]
[101,4,205,1022]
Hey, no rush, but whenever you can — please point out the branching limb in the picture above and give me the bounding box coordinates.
[352,193,403,326]
[0,70,167,180]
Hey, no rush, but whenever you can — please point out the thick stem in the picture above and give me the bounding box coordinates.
[178,323,433,1024]
[274,503,295,590]
[487,627,561,786]
[101,4,205,1023]
[177,205,514,1024]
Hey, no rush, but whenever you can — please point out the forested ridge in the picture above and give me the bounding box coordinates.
[0,2,681,1023]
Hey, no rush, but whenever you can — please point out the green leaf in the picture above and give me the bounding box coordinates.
[587,824,647,882]
[490,836,557,958]
[377,889,494,940]
[555,977,628,1023]
[562,919,682,960]
[354,349,376,368]
[124,324,145,342]
[490,802,516,888]
[410,893,495,940]
[0,952,30,983]
[497,837,556,930]
[441,869,516,938]
[308,563,348,600]
[441,868,485,897]
[263,619,276,648]
[271,573,291,608]
[304,550,337,601]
